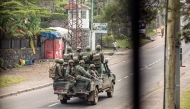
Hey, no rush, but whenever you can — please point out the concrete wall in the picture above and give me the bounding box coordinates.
[0,48,41,67]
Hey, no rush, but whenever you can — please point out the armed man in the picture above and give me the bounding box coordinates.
[61,62,68,79]
[63,46,73,63]
[65,60,77,93]
[82,46,93,71]
[88,64,99,78]
[73,46,83,62]
[92,45,104,76]
[75,60,93,91]
[53,59,64,81]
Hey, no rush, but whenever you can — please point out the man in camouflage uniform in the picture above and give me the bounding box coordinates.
[65,60,77,93]
[63,46,73,63]
[75,60,93,91]
[61,62,68,79]
[53,59,64,81]
[74,46,83,60]
[92,45,104,76]
[88,64,99,78]
[82,46,93,71]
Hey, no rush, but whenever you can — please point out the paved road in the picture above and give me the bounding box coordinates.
[0,42,189,109]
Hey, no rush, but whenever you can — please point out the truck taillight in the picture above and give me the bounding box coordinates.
[56,89,63,92]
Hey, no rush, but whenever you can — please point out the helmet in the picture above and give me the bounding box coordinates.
[67,46,72,51]
[77,46,82,51]
[96,45,101,50]
[79,60,85,64]
[86,46,90,51]
[68,60,74,63]
[90,64,95,68]
[63,62,68,65]
[55,59,64,64]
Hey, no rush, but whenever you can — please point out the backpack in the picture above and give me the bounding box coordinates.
[83,52,91,63]
[49,62,57,78]
[93,54,101,65]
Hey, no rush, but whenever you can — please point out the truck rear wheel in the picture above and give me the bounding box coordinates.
[90,88,98,105]
[107,83,114,97]
[60,98,67,104]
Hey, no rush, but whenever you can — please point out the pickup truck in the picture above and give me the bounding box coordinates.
[52,60,116,105]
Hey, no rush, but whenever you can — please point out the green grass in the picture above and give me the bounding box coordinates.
[181,87,190,109]
[0,76,26,88]
[140,38,151,45]
[147,31,157,36]
[116,38,151,48]
[146,29,157,36]
[117,39,132,48]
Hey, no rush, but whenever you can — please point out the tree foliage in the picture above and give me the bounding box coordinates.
[102,34,115,46]
[41,0,68,28]
[0,0,50,18]
[180,2,190,43]
[95,0,161,25]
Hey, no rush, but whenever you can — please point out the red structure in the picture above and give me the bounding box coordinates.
[44,39,64,59]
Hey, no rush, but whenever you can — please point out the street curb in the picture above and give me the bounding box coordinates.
[0,83,53,99]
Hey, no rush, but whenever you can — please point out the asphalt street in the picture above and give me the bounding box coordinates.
[0,42,190,109]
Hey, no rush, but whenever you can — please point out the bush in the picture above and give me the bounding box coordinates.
[102,34,115,47]
[119,34,126,40]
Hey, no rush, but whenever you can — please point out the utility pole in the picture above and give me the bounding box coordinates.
[164,0,178,108]
[174,0,180,108]
[90,0,94,50]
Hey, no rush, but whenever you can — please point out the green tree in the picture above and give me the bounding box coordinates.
[0,0,55,54]
[93,0,161,30]
[180,2,190,43]
[0,0,50,38]
[102,34,115,47]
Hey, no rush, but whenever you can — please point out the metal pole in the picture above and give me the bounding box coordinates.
[101,33,102,52]
[90,0,94,49]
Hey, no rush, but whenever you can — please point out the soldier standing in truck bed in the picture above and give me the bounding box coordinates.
[82,46,93,71]
[63,46,73,63]
[92,45,104,76]
[75,46,83,60]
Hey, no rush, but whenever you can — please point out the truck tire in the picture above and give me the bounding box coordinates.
[107,83,114,98]
[90,88,98,105]
[60,98,67,104]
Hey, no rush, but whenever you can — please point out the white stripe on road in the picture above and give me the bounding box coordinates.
[124,76,128,78]
[130,73,134,75]
[48,103,59,107]
[118,79,122,81]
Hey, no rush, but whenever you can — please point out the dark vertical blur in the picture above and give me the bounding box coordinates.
[128,0,141,109]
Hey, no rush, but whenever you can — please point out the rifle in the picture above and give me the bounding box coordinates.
[90,75,101,83]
